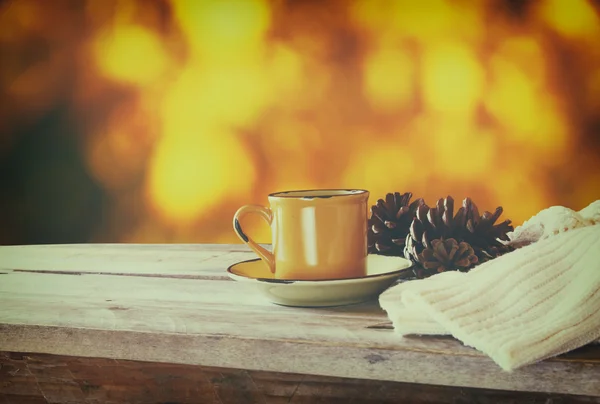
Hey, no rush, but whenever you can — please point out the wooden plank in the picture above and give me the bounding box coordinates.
[0,271,461,349]
[0,270,593,356]
[2,352,599,404]
[0,273,600,396]
[0,243,257,278]
[1,244,599,397]
[3,322,597,397]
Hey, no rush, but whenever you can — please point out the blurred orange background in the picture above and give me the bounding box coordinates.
[0,0,599,245]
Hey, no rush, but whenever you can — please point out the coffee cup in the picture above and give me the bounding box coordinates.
[233,189,369,280]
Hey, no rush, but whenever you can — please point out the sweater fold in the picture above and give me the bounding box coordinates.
[379,223,600,371]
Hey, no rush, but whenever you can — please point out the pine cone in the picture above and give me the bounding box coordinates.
[460,198,514,261]
[368,192,425,256]
[405,196,514,278]
[416,238,478,278]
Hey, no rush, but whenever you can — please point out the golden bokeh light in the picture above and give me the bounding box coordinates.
[494,37,547,87]
[363,47,415,111]
[422,41,484,116]
[539,0,600,38]
[486,55,544,132]
[485,54,569,155]
[387,0,483,42]
[94,24,168,86]
[493,166,548,226]
[173,0,271,63]
[1,0,599,245]
[343,144,417,203]
[148,129,256,223]
[267,44,304,98]
[430,124,498,181]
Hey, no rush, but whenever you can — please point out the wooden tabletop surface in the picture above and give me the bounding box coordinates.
[0,243,598,398]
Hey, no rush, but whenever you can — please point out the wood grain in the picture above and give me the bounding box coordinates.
[0,243,256,279]
[2,352,599,404]
[1,243,599,399]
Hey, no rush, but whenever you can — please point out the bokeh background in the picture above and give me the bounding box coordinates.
[1,0,599,245]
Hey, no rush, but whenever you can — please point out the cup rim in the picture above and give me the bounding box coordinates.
[268,189,369,199]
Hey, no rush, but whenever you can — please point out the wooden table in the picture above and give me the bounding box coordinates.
[1,244,599,404]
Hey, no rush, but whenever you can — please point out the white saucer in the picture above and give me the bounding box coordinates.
[226,255,414,307]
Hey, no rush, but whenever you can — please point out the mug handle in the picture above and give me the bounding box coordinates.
[233,205,276,274]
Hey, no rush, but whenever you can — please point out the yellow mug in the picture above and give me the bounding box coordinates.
[233,189,370,280]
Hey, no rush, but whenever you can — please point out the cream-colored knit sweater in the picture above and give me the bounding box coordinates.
[379,204,600,372]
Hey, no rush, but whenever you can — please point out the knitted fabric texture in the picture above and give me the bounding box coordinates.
[505,201,599,248]
[379,223,600,372]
